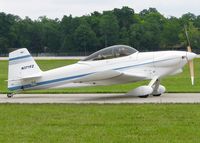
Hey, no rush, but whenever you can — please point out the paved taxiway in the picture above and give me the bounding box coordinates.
[0,93,200,103]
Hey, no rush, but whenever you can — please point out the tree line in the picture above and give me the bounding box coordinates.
[0,7,200,56]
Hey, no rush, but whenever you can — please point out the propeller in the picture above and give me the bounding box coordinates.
[184,25,195,85]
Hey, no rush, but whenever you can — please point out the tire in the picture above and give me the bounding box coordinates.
[138,95,149,98]
[7,93,13,98]
[153,94,161,97]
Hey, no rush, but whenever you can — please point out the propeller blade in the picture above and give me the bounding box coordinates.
[188,60,194,85]
[186,46,195,85]
[187,46,192,52]
[185,25,191,46]
[185,25,195,85]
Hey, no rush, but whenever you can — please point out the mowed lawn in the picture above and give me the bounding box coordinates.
[0,104,200,143]
[0,59,200,93]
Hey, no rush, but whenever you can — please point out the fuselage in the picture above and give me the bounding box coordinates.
[10,50,195,91]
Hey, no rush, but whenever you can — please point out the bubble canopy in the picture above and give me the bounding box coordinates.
[82,45,138,61]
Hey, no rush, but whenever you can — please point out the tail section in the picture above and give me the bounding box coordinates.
[8,48,42,91]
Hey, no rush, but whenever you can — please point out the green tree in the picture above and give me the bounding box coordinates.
[194,15,200,28]
[113,6,135,28]
[160,17,182,50]
[0,12,17,54]
[38,16,61,53]
[1,7,200,55]
[129,23,143,50]
[60,15,80,53]
[180,13,196,26]
[0,37,9,55]
[74,21,98,55]
[119,27,129,45]
[99,13,119,47]
[130,9,165,51]
[14,17,43,54]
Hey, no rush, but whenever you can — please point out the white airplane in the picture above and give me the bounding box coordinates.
[7,44,196,98]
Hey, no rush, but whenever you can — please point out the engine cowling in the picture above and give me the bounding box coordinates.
[126,86,153,96]
[152,85,166,95]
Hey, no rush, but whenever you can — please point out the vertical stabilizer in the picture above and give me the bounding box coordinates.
[8,48,42,90]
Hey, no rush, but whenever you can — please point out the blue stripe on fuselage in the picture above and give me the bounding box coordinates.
[8,72,94,91]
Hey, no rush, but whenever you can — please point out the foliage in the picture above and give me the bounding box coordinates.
[99,13,119,47]
[0,7,200,55]
[74,20,98,54]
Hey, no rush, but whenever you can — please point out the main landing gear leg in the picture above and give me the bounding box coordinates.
[149,78,163,97]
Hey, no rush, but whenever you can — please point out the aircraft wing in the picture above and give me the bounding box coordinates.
[93,70,147,85]
[121,71,147,78]
[76,69,147,85]
[77,70,122,82]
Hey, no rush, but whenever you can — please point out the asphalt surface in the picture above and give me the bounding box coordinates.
[1,93,200,104]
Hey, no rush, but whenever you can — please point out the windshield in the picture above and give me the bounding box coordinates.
[82,45,138,61]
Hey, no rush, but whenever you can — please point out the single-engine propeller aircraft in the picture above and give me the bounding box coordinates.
[7,26,197,98]
[7,43,196,98]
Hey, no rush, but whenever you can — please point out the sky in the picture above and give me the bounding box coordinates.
[0,0,200,20]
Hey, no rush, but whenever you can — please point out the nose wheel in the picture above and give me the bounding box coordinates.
[153,94,162,96]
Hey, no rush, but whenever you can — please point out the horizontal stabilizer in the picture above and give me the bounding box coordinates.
[20,73,42,79]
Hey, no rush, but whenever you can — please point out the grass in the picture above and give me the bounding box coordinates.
[0,104,200,143]
[0,59,200,93]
